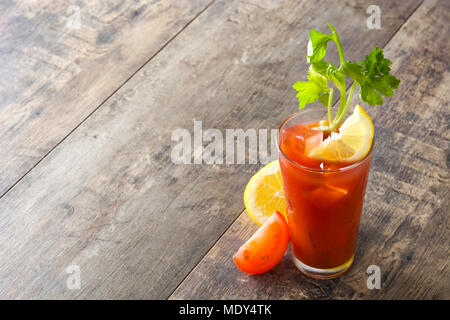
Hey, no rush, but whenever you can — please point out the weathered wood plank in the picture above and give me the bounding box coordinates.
[171,0,449,299]
[0,0,423,299]
[0,0,212,196]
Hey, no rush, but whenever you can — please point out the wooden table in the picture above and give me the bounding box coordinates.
[0,0,448,299]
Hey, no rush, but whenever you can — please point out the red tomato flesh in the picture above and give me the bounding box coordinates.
[233,211,289,274]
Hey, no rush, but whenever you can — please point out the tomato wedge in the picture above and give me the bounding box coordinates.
[233,211,289,274]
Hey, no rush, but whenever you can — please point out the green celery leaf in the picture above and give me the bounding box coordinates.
[360,85,383,106]
[318,92,330,106]
[307,29,333,63]
[311,61,345,91]
[293,66,330,109]
[310,60,330,76]
[342,47,400,106]
[341,61,365,84]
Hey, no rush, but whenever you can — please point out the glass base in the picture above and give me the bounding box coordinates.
[292,255,354,279]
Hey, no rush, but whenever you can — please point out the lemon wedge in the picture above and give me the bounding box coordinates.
[244,160,286,226]
[308,105,374,163]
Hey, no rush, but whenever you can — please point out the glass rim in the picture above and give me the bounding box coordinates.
[276,108,374,173]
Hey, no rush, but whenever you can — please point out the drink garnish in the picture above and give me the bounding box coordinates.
[244,160,286,226]
[308,105,374,163]
[233,211,289,274]
[293,24,400,133]
[234,26,397,275]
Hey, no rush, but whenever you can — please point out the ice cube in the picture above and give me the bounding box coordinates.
[302,183,348,206]
[281,124,323,162]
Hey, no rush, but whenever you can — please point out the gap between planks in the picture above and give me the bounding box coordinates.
[0,0,217,201]
[167,207,247,298]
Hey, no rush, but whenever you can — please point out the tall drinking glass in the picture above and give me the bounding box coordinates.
[278,106,373,279]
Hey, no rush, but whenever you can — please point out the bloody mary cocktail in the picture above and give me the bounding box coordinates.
[278,107,373,279]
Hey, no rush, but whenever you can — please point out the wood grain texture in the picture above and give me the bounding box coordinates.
[0,0,212,196]
[0,0,423,299]
[171,0,449,300]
